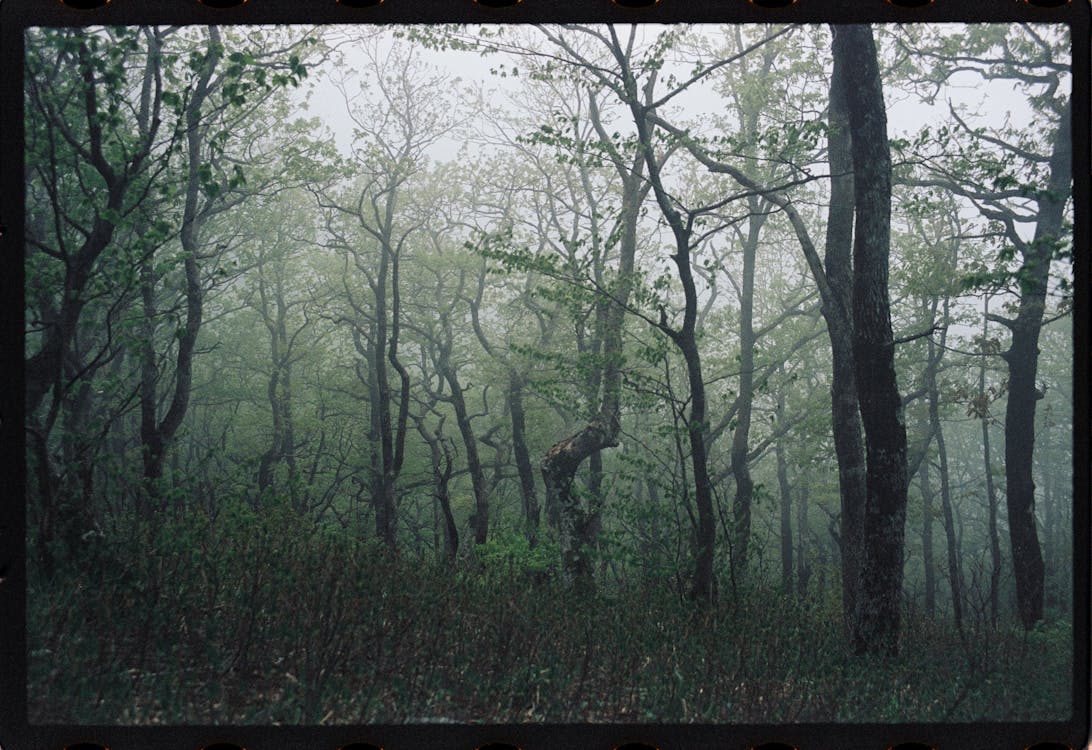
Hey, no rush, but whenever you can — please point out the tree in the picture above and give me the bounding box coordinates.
[995,102,1070,629]
[433,271,491,546]
[24,27,172,562]
[24,27,167,418]
[536,123,644,589]
[642,25,867,625]
[976,296,1004,626]
[511,65,650,590]
[136,26,316,514]
[137,26,223,514]
[897,24,1072,629]
[312,39,455,550]
[466,263,542,546]
[581,25,720,601]
[833,24,909,656]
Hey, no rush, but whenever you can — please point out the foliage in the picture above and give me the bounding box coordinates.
[28,506,1070,723]
[476,532,560,580]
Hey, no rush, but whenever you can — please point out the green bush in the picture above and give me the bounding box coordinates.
[476,531,559,580]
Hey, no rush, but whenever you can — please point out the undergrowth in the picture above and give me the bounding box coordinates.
[27,505,1072,724]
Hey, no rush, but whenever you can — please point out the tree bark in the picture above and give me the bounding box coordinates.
[977,301,1001,626]
[775,375,794,594]
[834,24,909,656]
[441,347,488,546]
[926,324,963,632]
[416,413,459,561]
[509,372,541,546]
[825,40,869,638]
[730,207,765,579]
[1001,100,1069,630]
[918,452,937,619]
[369,207,411,551]
[257,265,292,500]
[436,440,459,560]
[796,485,810,597]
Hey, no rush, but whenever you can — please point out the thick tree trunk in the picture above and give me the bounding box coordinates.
[370,222,411,551]
[358,325,390,546]
[436,443,459,560]
[825,31,869,639]
[678,333,716,601]
[258,272,286,496]
[1001,101,1069,630]
[543,417,615,590]
[373,265,398,551]
[256,363,283,495]
[834,24,909,656]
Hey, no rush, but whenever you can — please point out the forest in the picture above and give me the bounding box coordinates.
[24,22,1074,724]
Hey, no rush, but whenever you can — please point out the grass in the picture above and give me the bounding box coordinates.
[27,505,1073,724]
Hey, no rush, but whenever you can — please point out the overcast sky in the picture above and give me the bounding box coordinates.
[294,24,1069,164]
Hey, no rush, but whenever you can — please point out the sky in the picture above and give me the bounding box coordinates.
[294,23,1068,164]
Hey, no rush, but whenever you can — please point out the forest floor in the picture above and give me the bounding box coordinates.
[27,507,1072,725]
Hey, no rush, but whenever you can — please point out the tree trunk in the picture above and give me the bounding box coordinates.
[825,28,869,639]
[509,372,540,546]
[138,31,219,515]
[796,485,810,597]
[1001,101,1069,630]
[543,417,614,590]
[919,454,937,619]
[541,138,644,591]
[776,382,794,595]
[357,325,387,544]
[927,332,963,632]
[139,254,164,516]
[257,268,287,497]
[437,441,458,560]
[983,384,1001,627]
[443,359,489,546]
[834,24,909,656]
[370,213,411,551]
[730,207,764,579]
[417,414,459,562]
[678,333,716,601]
